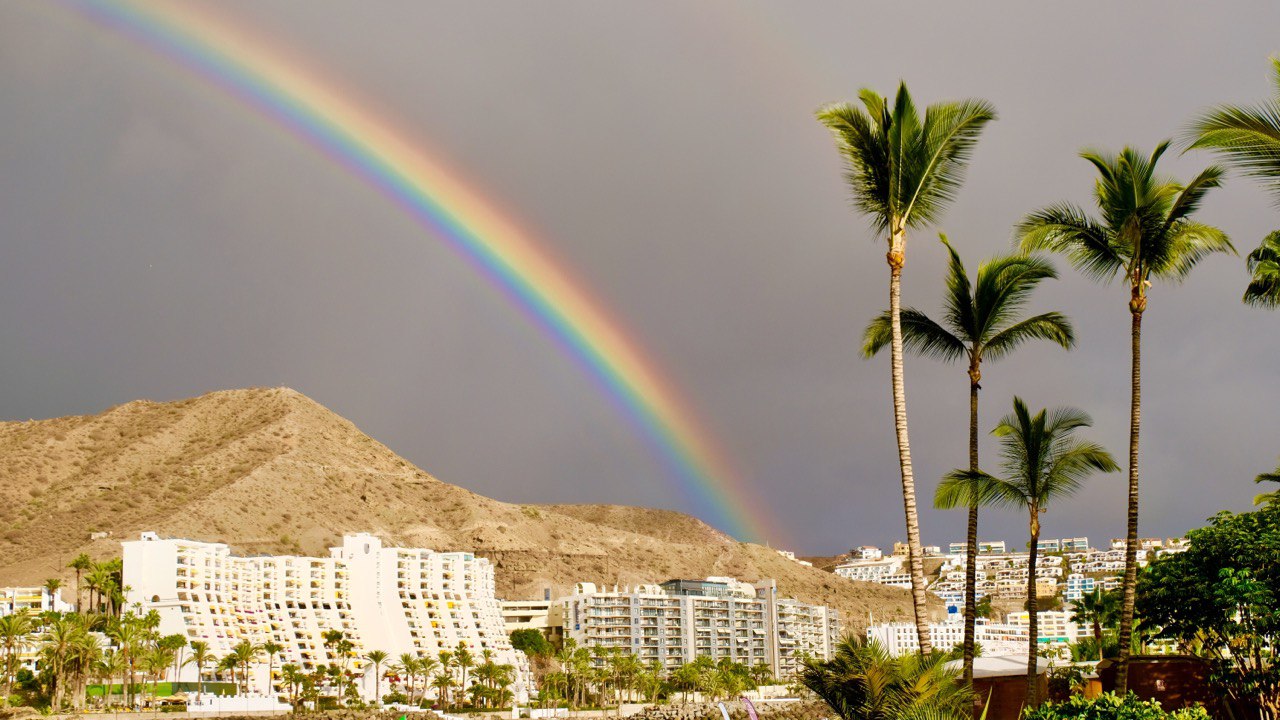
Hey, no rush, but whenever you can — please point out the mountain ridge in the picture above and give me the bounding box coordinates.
[0,387,936,631]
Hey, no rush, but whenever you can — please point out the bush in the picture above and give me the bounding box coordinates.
[383,691,408,705]
[1022,692,1211,720]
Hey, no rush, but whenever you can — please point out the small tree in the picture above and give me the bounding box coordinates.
[1139,502,1280,719]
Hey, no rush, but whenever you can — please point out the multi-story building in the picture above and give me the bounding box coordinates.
[124,532,529,701]
[1,586,73,617]
[1064,574,1096,602]
[1060,538,1089,553]
[869,609,1083,658]
[833,557,904,584]
[562,577,837,679]
[853,546,883,561]
[1005,610,1085,645]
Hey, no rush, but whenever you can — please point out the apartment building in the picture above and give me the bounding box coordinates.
[833,557,904,583]
[867,619,1023,657]
[562,577,837,679]
[1005,610,1085,644]
[123,532,528,701]
[869,609,1083,658]
[1,586,73,617]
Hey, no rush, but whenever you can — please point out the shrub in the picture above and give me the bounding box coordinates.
[1022,692,1210,720]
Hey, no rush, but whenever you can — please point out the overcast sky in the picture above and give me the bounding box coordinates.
[2,1,1278,554]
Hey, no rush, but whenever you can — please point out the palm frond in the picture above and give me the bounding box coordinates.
[935,469,1021,510]
[862,308,967,361]
[900,98,997,228]
[1187,100,1280,203]
[935,234,976,341]
[1151,221,1235,280]
[1164,165,1226,228]
[1244,231,1280,307]
[816,103,892,233]
[1016,203,1122,281]
[982,312,1075,362]
[973,254,1060,340]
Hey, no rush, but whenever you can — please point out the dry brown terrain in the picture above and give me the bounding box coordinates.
[0,387,940,632]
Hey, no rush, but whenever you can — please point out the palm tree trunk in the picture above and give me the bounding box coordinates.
[887,234,932,655]
[1026,511,1040,707]
[963,369,980,684]
[1116,306,1142,693]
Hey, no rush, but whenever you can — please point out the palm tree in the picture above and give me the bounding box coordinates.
[1069,589,1119,660]
[261,641,282,696]
[0,609,33,704]
[432,671,454,710]
[869,235,1073,682]
[1017,143,1231,691]
[229,640,261,694]
[69,554,93,614]
[365,650,388,705]
[939,398,1118,706]
[800,636,972,720]
[1187,58,1280,308]
[417,654,439,705]
[188,640,212,703]
[396,654,418,704]
[44,577,63,606]
[454,642,474,696]
[817,82,997,655]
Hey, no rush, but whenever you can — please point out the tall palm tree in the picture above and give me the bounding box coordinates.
[44,578,63,606]
[417,654,439,705]
[817,83,997,654]
[1188,57,1280,308]
[868,235,1074,681]
[188,640,212,703]
[0,609,33,704]
[1017,143,1231,691]
[261,641,282,696]
[69,554,93,614]
[365,650,388,705]
[454,642,474,695]
[940,398,1118,706]
[229,640,261,694]
[800,636,973,720]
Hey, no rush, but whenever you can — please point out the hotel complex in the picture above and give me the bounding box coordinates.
[562,576,838,678]
[123,532,529,701]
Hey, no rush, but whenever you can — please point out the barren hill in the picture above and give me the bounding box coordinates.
[0,387,937,631]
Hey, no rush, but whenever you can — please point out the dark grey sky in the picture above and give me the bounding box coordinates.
[2,1,1277,554]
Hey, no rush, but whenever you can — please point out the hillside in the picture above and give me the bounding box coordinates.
[0,387,939,631]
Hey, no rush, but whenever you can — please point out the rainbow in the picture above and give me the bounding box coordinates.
[66,0,784,544]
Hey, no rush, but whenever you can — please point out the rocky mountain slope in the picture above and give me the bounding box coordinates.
[0,387,938,631]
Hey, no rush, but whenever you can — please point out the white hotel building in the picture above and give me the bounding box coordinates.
[562,577,838,679]
[123,532,529,701]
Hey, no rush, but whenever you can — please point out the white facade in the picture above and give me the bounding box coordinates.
[0,586,74,617]
[562,577,837,679]
[124,532,529,701]
[833,557,906,586]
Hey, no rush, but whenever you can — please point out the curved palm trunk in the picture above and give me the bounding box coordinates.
[1025,511,1040,708]
[1116,307,1142,693]
[887,233,932,655]
[963,369,980,685]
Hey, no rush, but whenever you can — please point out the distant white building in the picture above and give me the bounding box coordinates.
[0,586,73,617]
[562,576,838,679]
[834,557,907,586]
[123,532,529,701]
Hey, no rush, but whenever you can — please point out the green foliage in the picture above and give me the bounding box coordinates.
[1137,502,1280,715]
[816,85,996,234]
[1022,692,1210,720]
[799,636,972,720]
[510,629,554,658]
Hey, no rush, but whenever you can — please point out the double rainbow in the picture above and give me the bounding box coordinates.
[68,0,782,544]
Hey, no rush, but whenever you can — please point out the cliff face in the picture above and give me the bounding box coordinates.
[0,387,931,631]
